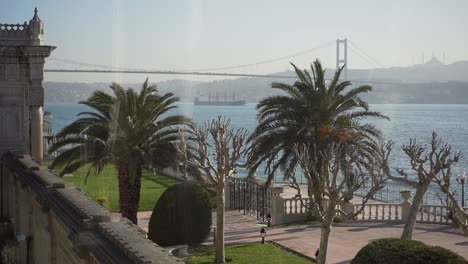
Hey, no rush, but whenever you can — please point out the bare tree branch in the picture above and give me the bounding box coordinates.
[382,132,464,239]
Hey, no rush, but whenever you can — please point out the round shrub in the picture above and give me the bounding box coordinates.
[352,238,467,264]
[148,182,212,247]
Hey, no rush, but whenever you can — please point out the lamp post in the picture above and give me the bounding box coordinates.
[457,171,467,207]
[260,228,266,244]
[266,213,271,227]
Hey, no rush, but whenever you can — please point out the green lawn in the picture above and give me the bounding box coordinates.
[43,161,180,212]
[187,243,314,264]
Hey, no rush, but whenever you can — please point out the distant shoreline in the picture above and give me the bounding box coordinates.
[44,101,468,105]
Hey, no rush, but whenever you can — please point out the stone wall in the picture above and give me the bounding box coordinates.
[1,151,179,264]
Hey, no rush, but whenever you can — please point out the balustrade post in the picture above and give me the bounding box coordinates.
[400,191,413,221]
[342,201,354,220]
[271,187,284,225]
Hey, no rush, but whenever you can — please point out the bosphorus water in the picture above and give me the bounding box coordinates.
[44,102,468,205]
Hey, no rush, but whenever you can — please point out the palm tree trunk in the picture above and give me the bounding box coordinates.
[317,201,336,264]
[215,186,225,264]
[401,182,430,240]
[117,161,142,224]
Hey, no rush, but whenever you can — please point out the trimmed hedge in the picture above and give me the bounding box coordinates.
[352,238,467,264]
[147,182,212,247]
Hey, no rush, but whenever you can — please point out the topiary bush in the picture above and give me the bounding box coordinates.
[352,238,467,264]
[148,182,212,247]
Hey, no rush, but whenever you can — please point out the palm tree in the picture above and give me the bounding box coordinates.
[248,60,389,264]
[49,79,192,224]
[248,59,388,189]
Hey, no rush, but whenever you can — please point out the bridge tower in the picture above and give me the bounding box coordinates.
[336,38,348,80]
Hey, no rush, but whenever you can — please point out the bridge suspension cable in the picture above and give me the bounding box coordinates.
[348,40,384,68]
[48,40,335,73]
[185,40,335,72]
[45,38,409,85]
[348,45,380,69]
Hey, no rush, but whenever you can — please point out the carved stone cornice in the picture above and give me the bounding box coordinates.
[21,45,56,57]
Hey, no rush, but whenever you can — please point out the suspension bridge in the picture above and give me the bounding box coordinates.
[44,39,400,85]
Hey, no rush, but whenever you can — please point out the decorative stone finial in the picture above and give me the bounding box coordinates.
[31,8,41,22]
[29,7,44,45]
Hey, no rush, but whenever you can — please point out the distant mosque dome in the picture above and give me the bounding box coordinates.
[424,56,444,67]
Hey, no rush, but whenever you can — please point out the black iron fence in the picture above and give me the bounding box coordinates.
[228,177,273,221]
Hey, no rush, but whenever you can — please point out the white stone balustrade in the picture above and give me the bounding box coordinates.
[353,203,402,221]
[418,204,451,223]
[267,190,459,226]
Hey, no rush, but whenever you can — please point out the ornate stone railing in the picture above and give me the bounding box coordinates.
[277,197,345,224]
[418,204,451,223]
[284,197,310,215]
[0,151,179,264]
[354,203,453,224]
[281,197,309,223]
[354,203,402,222]
[0,23,32,43]
[0,23,29,32]
[0,8,44,45]
[269,194,463,226]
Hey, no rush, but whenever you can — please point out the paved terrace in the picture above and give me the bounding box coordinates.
[138,210,467,263]
[137,183,468,263]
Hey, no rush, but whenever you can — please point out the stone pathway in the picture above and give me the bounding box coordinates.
[137,183,467,263]
[137,210,261,233]
[210,212,468,264]
[138,210,468,264]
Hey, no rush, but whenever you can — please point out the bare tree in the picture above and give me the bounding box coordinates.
[431,157,467,234]
[183,116,247,264]
[294,142,386,264]
[382,132,461,240]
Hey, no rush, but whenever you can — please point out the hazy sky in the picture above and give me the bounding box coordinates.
[2,0,468,83]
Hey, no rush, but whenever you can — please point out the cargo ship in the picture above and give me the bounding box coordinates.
[194,92,246,106]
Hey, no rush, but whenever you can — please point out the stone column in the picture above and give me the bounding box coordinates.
[342,201,355,219]
[30,106,43,163]
[271,187,284,225]
[400,191,413,221]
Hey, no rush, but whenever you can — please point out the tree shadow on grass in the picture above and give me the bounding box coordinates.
[142,173,181,188]
[229,244,252,249]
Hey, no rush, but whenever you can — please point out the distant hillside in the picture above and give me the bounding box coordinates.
[44,59,468,104]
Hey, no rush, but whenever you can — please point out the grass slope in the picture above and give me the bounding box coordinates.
[43,161,180,212]
[187,243,313,264]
